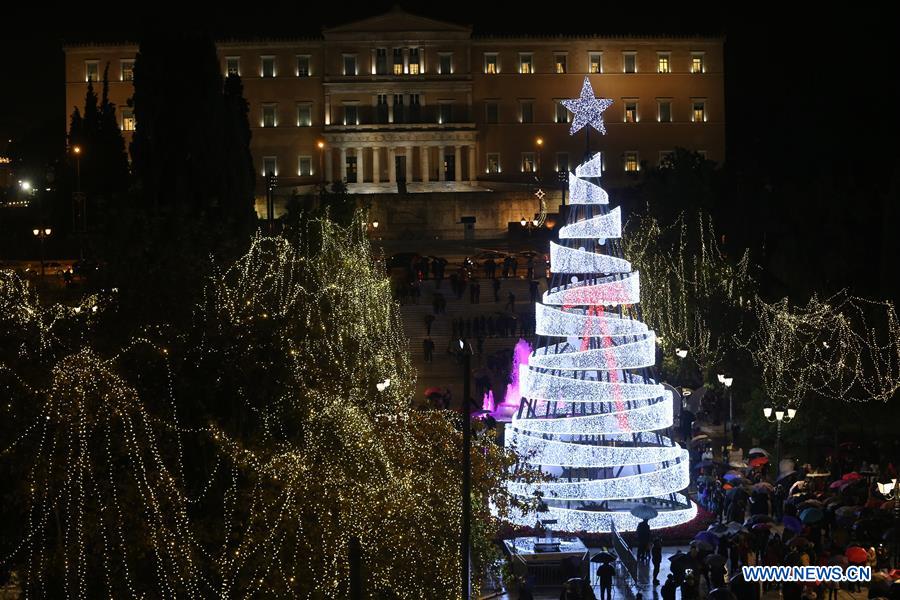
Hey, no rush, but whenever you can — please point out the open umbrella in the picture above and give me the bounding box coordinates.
[752,523,772,531]
[746,514,774,525]
[753,482,775,494]
[692,539,714,552]
[707,524,730,538]
[749,456,769,468]
[727,487,748,500]
[798,499,824,509]
[706,554,727,568]
[835,506,861,522]
[789,480,810,495]
[694,460,717,471]
[630,505,659,521]
[729,460,749,469]
[748,447,769,457]
[707,589,737,600]
[829,555,849,567]
[723,471,743,482]
[776,471,801,487]
[829,480,849,490]
[787,536,809,548]
[845,546,867,564]
[691,434,711,445]
[726,521,747,535]
[782,515,803,534]
[800,507,824,524]
[590,551,616,563]
[694,531,718,547]
[424,387,444,397]
[842,472,862,482]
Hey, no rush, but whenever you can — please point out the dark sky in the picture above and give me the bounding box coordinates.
[2,5,897,186]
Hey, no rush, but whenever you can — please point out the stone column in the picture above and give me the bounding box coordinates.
[339,147,347,181]
[372,147,380,183]
[454,145,462,182]
[324,148,333,182]
[405,146,414,182]
[421,145,430,182]
[388,147,396,183]
[357,147,366,183]
[438,146,446,182]
[468,144,477,183]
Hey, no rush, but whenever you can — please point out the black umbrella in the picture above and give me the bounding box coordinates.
[590,551,616,563]
[708,588,737,600]
[745,514,774,526]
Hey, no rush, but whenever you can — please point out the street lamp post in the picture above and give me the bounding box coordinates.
[762,405,797,479]
[32,227,52,277]
[535,137,543,179]
[459,338,472,600]
[717,373,735,444]
[877,480,900,566]
[317,140,325,185]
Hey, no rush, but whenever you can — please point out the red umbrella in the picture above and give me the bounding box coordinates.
[842,472,862,482]
[424,387,444,397]
[749,456,769,468]
[846,546,867,564]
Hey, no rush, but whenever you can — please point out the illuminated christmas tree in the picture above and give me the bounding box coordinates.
[504,77,696,532]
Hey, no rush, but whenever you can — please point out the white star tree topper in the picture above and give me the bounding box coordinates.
[561,76,614,136]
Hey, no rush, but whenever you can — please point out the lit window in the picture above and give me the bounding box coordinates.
[520,101,534,123]
[439,53,453,75]
[85,60,99,82]
[521,152,536,173]
[122,109,135,131]
[692,100,706,122]
[487,153,500,174]
[624,151,639,172]
[121,60,134,82]
[343,55,358,76]
[657,53,670,73]
[346,155,358,183]
[589,52,602,74]
[262,104,277,127]
[438,103,452,124]
[658,100,672,123]
[393,48,404,74]
[297,103,312,127]
[261,56,275,78]
[555,102,570,124]
[623,52,636,73]
[484,53,498,74]
[263,156,277,176]
[226,57,240,76]
[624,101,638,123]
[555,54,567,74]
[409,48,420,74]
[556,153,569,173]
[376,48,388,75]
[297,55,310,77]
[485,101,499,124]
[343,104,358,125]
[691,53,705,73]
[298,156,312,176]
[519,53,533,74]
[659,151,674,167]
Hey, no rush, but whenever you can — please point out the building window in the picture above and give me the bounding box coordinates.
[623,52,637,73]
[658,100,672,123]
[484,53,498,74]
[659,151,674,167]
[409,48,420,74]
[120,59,134,82]
[520,101,534,124]
[486,153,500,174]
[555,101,570,124]
[85,60,99,82]
[589,52,602,74]
[343,104,359,125]
[624,101,638,123]
[521,152,536,173]
[691,52,705,73]
[376,48,388,75]
[346,155,357,183]
[343,54,358,76]
[439,53,453,75]
[298,155,313,176]
[556,152,569,173]
[692,100,707,122]
[438,103,452,124]
[657,53,671,74]
[297,55,310,76]
[226,56,240,76]
[393,48,404,74]
[485,101,499,124]
[263,156,277,176]
[261,56,276,78]
[519,53,533,74]
[555,54,567,73]
[121,109,135,131]
[297,103,312,127]
[624,151,639,172]
[262,104,277,127]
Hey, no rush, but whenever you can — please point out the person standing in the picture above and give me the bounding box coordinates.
[595,561,615,600]
[492,278,501,302]
[423,338,434,363]
[505,291,516,312]
[661,574,677,600]
[652,538,663,584]
[424,313,435,336]
[529,279,539,303]
[636,518,651,561]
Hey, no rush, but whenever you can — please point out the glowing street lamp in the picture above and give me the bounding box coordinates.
[762,403,797,478]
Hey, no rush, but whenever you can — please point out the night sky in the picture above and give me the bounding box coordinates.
[1,6,897,195]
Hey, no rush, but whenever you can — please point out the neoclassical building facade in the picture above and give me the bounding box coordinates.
[64,8,724,208]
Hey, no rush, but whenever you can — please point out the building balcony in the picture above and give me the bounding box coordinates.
[328,104,474,130]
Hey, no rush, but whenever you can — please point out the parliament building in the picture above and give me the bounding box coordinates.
[63,8,724,238]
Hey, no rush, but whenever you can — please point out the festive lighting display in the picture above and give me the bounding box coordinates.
[560,76,614,136]
[504,93,694,533]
